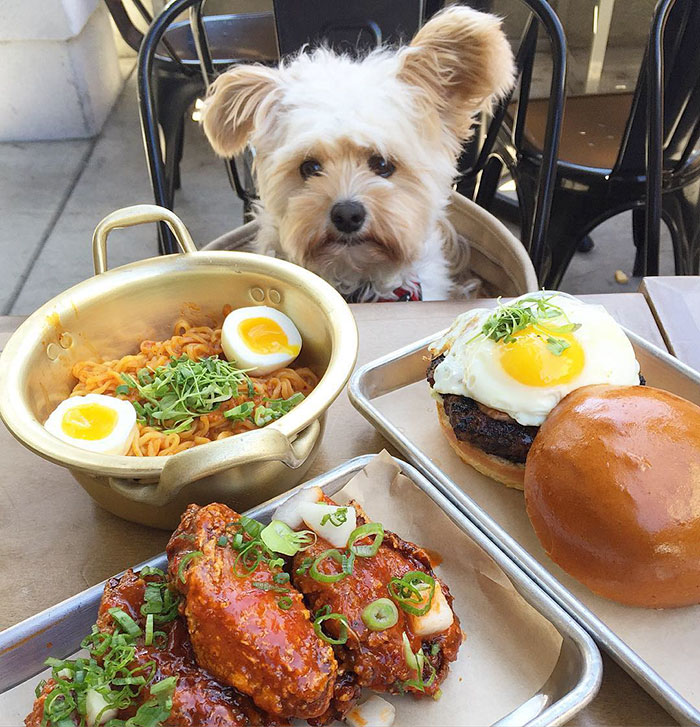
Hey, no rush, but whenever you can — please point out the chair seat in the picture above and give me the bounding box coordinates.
[513,92,634,170]
[158,12,279,66]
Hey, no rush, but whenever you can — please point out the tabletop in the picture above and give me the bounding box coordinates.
[640,276,700,373]
[0,293,680,726]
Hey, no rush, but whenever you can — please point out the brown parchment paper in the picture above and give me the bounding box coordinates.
[0,451,564,727]
[374,364,700,712]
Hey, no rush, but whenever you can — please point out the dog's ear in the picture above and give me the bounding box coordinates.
[398,6,515,139]
[201,65,281,157]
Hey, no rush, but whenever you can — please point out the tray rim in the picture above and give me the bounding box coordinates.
[348,328,700,726]
[0,455,601,727]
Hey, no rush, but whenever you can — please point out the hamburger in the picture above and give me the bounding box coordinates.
[525,384,700,608]
[426,292,642,489]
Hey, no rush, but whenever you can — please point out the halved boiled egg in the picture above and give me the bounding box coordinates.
[44,393,137,455]
[221,306,302,375]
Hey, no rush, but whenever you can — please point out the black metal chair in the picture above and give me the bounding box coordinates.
[473,0,700,286]
[455,0,567,280]
[272,0,423,55]
[133,0,278,252]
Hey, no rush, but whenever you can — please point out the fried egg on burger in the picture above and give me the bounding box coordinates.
[426,292,641,489]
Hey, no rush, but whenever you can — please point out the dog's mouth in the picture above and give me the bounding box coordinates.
[312,233,402,261]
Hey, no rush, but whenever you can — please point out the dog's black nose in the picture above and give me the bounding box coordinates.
[330,200,366,234]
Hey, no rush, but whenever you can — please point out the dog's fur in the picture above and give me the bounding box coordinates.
[202,6,515,301]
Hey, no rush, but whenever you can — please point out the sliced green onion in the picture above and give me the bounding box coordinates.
[362,598,399,631]
[268,557,285,570]
[273,572,290,584]
[108,608,142,637]
[278,596,293,610]
[233,541,269,577]
[348,522,384,557]
[260,519,317,556]
[430,642,440,656]
[223,401,255,421]
[177,551,203,583]
[251,581,289,593]
[313,611,350,645]
[217,535,229,547]
[320,507,348,527]
[150,676,177,696]
[139,566,166,578]
[388,571,435,616]
[115,384,130,396]
[238,515,264,539]
[310,549,353,583]
[145,614,154,646]
[295,556,313,575]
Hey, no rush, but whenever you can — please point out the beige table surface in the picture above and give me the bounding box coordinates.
[640,276,700,372]
[0,294,676,725]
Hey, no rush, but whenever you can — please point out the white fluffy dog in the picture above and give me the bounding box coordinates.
[202,6,515,301]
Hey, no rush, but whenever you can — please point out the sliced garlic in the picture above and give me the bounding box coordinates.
[298,502,357,548]
[346,695,396,727]
[408,581,454,637]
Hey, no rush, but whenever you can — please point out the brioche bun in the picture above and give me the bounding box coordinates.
[436,399,525,490]
[525,384,700,608]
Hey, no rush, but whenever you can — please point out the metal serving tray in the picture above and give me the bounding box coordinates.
[349,330,700,725]
[0,456,600,727]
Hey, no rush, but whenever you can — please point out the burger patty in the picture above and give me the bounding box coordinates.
[426,355,537,464]
[427,356,647,465]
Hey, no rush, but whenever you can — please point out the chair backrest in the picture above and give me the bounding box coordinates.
[458,0,567,279]
[272,0,424,57]
[616,0,700,176]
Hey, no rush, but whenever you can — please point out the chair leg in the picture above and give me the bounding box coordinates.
[662,180,700,275]
[632,207,646,276]
[475,156,504,211]
[162,115,185,208]
[173,118,185,191]
[541,188,609,289]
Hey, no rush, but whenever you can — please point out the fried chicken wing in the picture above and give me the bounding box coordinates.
[293,498,462,701]
[25,569,275,727]
[167,503,337,721]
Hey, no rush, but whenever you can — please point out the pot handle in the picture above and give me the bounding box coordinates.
[92,205,197,274]
[107,420,321,507]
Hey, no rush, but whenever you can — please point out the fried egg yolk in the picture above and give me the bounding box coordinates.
[61,403,119,440]
[500,325,585,387]
[238,317,300,357]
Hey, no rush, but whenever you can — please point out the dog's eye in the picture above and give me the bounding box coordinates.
[299,159,323,179]
[368,155,395,178]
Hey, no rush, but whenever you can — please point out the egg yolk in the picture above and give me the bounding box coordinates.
[500,325,584,386]
[61,403,118,440]
[238,317,300,356]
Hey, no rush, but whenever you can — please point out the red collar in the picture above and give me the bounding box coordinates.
[377,282,422,302]
[345,280,422,303]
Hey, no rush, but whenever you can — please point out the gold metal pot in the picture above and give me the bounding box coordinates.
[0,206,358,529]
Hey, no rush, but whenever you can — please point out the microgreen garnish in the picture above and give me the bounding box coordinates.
[119,355,251,432]
[320,507,348,527]
[470,295,581,356]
